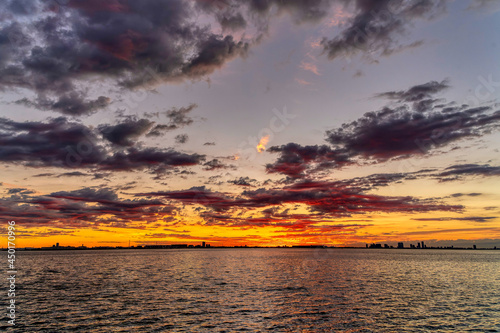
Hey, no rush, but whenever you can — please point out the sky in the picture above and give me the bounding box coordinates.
[1,0,500,248]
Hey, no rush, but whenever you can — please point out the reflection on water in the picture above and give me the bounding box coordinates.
[2,249,499,332]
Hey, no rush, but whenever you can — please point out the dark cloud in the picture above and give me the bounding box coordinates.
[0,0,249,114]
[204,142,216,146]
[438,164,500,180]
[6,187,35,195]
[51,187,119,202]
[1,0,457,116]
[15,93,111,116]
[33,173,55,177]
[57,171,88,178]
[241,181,462,217]
[339,173,414,191]
[100,148,205,173]
[228,177,257,186]
[326,82,500,162]
[92,172,111,180]
[264,80,500,179]
[203,158,232,171]
[196,0,334,31]
[243,0,334,24]
[138,180,463,218]
[146,104,197,137]
[449,192,483,198]
[374,80,449,103]
[0,116,205,173]
[138,186,234,212]
[266,143,351,178]
[165,104,197,128]
[99,118,154,146]
[175,134,189,144]
[17,229,77,238]
[0,116,107,168]
[309,164,500,188]
[400,228,500,236]
[321,0,446,60]
[146,124,178,137]
[217,11,247,31]
[0,186,176,228]
[412,216,497,223]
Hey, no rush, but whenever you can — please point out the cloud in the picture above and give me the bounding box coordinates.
[265,80,500,178]
[51,187,119,202]
[1,0,457,116]
[266,143,351,178]
[217,11,247,31]
[438,164,500,180]
[399,227,500,236]
[7,187,35,195]
[0,0,249,115]
[15,94,111,116]
[146,104,198,137]
[164,104,197,128]
[99,118,154,146]
[57,171,89,178]
[299,61,321,75]
[138,180,463,218]
[326,82,500,162]
[137,186,235,212]
[175,134,189,144]
[228,177,257,186]
[449,192,483,198]
[321,0,446,60]
[0,116,205,173]
[203,158,232,171]
[245,0,334,24]
[0,186,176,228]
[374,80,449,103]
[264,80,500,180]
[412,217,497,223]
[0,116,107,168]
[100,148,205,173]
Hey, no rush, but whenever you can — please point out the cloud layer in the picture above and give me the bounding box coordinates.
[0,0,457,115]
[0,116,204,173]
[267,80,500,178]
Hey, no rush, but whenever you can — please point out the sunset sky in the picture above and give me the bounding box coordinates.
[1,0,500,248]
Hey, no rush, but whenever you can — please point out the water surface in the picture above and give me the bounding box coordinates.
[2,248,499,332]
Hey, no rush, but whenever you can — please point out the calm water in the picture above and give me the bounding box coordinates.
[2,249,499,332]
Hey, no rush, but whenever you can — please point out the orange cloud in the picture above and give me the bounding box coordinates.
[257,135,270,153]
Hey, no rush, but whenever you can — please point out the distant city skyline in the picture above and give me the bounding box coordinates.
[1,0,499,248]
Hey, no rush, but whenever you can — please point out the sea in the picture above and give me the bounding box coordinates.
[2,248,499,332]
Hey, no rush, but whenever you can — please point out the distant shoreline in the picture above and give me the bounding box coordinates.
[2,246,498,251]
